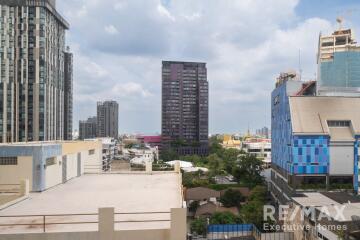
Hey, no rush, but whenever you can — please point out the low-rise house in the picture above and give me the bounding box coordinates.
[194,202,239,218]
[185,187,221,206]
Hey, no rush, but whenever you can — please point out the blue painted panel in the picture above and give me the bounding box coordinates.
[291,135,329,174]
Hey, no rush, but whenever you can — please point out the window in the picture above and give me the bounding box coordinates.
[0,157,17,165]
[46,157,56,166]
[274,95,280,105]
[327,120,351,127]
[321,42,334,47]
[89,149,95,155]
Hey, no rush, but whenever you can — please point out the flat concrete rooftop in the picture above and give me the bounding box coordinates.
[0,173,182,234]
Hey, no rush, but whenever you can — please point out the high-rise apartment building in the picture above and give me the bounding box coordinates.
[97,101,119,139]
[63,49,73,140]
[79,116,97,140]
[0,0,71,143]
[161,61,209,156]
[317,28,360,96]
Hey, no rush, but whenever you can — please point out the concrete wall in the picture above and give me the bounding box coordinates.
[45,156,62,189]
[0,230,170,240]
[0,141,102,192]
[0,208,186,240]
[62,141,102,173]
[329,144,354,175]
[0,156,33,190]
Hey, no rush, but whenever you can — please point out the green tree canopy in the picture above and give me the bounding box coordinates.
[190,217,207,236]
[232,154,264,187]
[248,185,267,203]
[210,212,242,225]
[240,201,264,228]
[160,149,179,162]
[219,189,244,207]
[207,153,223,176]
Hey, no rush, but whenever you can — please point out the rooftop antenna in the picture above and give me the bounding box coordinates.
[336,16,344,30]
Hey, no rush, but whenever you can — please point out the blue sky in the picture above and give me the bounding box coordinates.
[57,0,360,135]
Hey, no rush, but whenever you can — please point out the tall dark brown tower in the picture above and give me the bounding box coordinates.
[161,61,209,156]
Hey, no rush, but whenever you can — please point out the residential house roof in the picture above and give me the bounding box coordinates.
[195,202,239,218]
[185,187,220,201]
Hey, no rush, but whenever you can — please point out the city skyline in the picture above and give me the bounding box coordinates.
[56,0,360,134]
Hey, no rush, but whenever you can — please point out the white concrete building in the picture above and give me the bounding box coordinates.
[0,140,102,192]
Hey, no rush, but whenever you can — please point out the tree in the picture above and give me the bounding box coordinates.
[240,201,264,228]
[222,148,241,173]
[219,189,244,207]
[189,201,200,213]
[240,185,271,230]
[232,154,264,186]
[207,154,223,176]
[191,217,207,236]
[181,155,207,167]
[210,212,242,225]
[160,149,179,162]
[182,172,211,188]
[248,186,267,203]
[209,137,224,155]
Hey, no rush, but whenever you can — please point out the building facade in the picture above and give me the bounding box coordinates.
[97,101,119,139]
[271,71,360,204]
[0,0,72,143]
[161,61,209,156]
[79,116,97,140]
[63,49,73,140]
[317,29,360,96]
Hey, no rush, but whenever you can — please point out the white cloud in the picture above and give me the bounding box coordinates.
[112,82,153,98]
[114,1,127,10]
[104,25,119,35]
[57,0,359,134]
[157,3,175,21]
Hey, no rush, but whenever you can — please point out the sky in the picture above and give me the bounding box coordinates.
[57,0,360,135]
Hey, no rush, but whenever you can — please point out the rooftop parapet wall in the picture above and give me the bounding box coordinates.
[0,0,69,29]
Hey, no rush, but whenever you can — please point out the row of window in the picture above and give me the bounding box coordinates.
[0,157,17,165]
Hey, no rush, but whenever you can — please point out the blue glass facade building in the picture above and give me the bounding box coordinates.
[271,77,360,203]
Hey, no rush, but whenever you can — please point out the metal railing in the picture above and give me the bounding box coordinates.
[0,211,171,234]
[206,224,295,240]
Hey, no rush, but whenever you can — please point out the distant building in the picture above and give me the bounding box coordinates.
[317,28,360,96]
[242,138,271,159]
[0,0,71,142]
[161,61,209,156]
[79,117,97,140]
[97,137,116,171]
[97,101,119,139]
[136,135,162,149]
[255,127,270,138]
[63,49,73,140]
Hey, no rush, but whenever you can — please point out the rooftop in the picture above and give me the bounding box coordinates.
[292,192,339,207]
[316,203,360,222]
[289,96,360,135]
[0,173,182,234]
